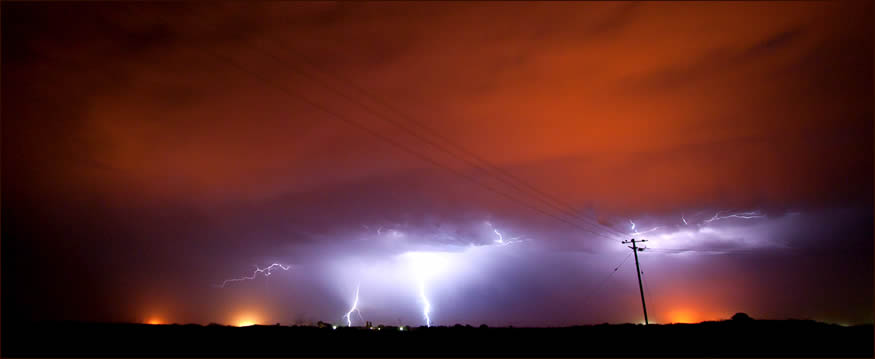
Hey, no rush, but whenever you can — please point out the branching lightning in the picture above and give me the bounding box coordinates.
[488,222,523,246]
[493,228,504,244]
[217,263,291,288]
[703,210,766,224]
[342,284,364,327]
[628,219,658,237]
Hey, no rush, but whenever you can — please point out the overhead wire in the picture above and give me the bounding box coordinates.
[236,22,627,240]
[119,4,623,242]
[579,251,634,318]
[247,31,630,239]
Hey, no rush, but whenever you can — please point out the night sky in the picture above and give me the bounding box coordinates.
[2,1,872,328]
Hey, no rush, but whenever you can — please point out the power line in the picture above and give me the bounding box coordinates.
[645,247,763,253]
[248,33,629,239]
[236,23,626,240]
[579,251,634,317]
[121,5,621,242]
[139,0,624,240]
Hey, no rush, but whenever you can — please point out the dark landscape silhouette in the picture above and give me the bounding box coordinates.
[2,314,872,358]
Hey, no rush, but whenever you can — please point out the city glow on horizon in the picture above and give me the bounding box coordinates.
[234,313,261,327]
[668,309,698,324]
[236,319,258,327]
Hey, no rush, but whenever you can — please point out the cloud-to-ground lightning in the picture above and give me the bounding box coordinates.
[418,281,431,327]
[217,263,291,288]
[342,284,365,327]
[401,251,453,327]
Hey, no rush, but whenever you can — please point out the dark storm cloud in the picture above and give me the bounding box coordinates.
[2,1,871,327]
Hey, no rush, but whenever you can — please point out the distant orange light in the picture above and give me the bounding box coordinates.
[231,309,263,327]
[668,309,698,324]
[234,314,260,327]
[146,318,163,325]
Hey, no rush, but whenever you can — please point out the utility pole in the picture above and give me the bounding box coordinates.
[621,238,648,325]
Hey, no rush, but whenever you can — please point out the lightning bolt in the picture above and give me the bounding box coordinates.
[217,263,291,288]
[342,284,364,327]
[487,222,523,246]
[703,210,766,224]
[418,280,431,327]
[401,251,440,327]
[493,228,504,244]
[682,214,688,225]
[628,219,658,237]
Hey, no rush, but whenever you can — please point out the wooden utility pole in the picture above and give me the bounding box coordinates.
[621,238,648,325]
